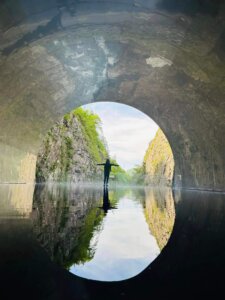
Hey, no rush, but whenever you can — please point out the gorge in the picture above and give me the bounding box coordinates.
[36,105,174,186]
[32,102,175,281]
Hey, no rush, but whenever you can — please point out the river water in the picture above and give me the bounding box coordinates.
[1,184,225,299]
[0,183,175,282]
[69,188,161,281]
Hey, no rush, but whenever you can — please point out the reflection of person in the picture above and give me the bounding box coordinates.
[97,159,119,186]
[99,185,117,214]
[102,186,110,214]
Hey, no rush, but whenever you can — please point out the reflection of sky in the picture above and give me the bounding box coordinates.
[70,195,160,281]
[82,102,158,170]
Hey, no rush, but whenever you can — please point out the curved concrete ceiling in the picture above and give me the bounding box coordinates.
[0,0,225,191]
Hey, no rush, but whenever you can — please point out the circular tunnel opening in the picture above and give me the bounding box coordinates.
[33,102,175,282]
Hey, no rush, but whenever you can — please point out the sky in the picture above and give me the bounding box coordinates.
[83,102,159,170]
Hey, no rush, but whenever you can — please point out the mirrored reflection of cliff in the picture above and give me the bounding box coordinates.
[32,184,103,268]
[144,188,175,250]
[32,184,175,281]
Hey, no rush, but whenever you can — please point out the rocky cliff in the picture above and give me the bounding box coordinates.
[144,129,174,187]
[36,108,108,183]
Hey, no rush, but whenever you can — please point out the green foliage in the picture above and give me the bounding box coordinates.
[63,113,70,122]
[64,205,105,268]
[73,107,108,162]
[59,136,74,180]
[37,106,148,185]
[36,106,109,182]
[143,129,174,186]
[64,136,73,159]
[144,129,173,175]
[63,189,124,268]
[144,190,175,250]
[128,164,145,185]
[110,159,131,184]
[49,162,57,172]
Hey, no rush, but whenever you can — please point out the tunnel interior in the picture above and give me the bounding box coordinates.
[1,0,225,192]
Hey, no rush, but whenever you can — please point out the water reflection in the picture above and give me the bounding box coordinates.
[99,187,117,214]
[0,185,225,298]
[32,184,175,281]
[0,184,34,218]
[145,188,175,250]
[32,184,102,267]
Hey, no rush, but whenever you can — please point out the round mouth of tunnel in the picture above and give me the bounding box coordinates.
[31,102,175,282]
[35,102,174,186]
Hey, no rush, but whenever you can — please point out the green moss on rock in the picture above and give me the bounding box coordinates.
[35,107,108,183]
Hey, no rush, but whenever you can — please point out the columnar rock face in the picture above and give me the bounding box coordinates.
[0,1,225,191]
[144,129,174,186]
[36,109,107,183]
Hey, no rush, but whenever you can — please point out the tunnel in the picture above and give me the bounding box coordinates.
[0,0,225,299]
[1,0,225,191]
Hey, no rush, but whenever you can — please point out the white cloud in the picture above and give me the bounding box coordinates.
[83,102,159,170]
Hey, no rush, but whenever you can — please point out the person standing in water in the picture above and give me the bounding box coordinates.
[97,159,119,186]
